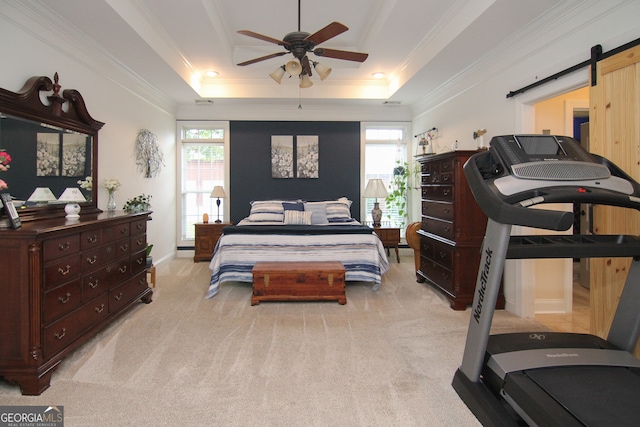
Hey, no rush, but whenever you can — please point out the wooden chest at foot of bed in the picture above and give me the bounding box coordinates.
[251,261,346,305]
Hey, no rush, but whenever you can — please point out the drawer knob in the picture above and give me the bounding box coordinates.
[54,328,66,340]
[89,279,99,289]
[137,224,143,230]
[120,227,127,234]
[86,255,98,265]
[136,258,144,265]
[439,251,446,258]
[114,292,123,301]
[58,242,71,251]
[95,304,105,313]
[120,244,129,252]
[119,266,127,273]
[58,293,71,304]
[87,235,98,243]
[58,265,71,276]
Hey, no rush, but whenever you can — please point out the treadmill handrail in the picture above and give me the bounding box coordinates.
[464,153,574,231]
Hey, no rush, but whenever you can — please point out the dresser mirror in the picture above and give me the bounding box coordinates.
[0,73,104,222]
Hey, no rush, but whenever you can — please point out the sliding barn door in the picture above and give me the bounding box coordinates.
[589,44,640,356]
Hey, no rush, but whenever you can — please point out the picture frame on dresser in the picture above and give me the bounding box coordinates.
[1,193,21,228]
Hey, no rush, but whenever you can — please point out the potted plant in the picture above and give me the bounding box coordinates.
[385,160,419,230]
[123,194,152,213]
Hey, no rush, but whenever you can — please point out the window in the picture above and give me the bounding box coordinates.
[361,123,411,236]
[177,121,229,248]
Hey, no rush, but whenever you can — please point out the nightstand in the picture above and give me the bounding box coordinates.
[374,226,400,262]
[194,222,229,262]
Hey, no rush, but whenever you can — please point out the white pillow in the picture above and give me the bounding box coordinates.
[247,200,285,222]
[284,210,312,225]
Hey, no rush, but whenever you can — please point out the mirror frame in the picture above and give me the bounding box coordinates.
[0,73,103,222]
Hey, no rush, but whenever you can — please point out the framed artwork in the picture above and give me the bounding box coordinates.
[62,133,87,177]
[296,135,319,178]
[36,133,60,176]
[1,193,21,229]
[271,135,294,178]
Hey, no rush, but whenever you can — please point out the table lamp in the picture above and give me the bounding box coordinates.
[58,187,86,218]
[210,185,226,223]
[363,179,388,227]
[27,187,57,205]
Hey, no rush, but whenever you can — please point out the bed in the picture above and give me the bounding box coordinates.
[206,198,390,299]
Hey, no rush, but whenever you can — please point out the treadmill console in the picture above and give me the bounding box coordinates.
[490,134,610,181]
[464,134,640,231]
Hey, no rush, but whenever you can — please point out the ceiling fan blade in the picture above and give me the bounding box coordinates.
[237,30,291,48]
[305,22,348,46]
[301,56,312,77]
[313,48,368,62]
[237,52,287,66]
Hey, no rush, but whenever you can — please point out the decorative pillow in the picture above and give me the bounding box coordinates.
[326,199,353,222]
[284,210,312,225]
[247,200,285,222]
[282,201,304,211]
[304,202,329,225]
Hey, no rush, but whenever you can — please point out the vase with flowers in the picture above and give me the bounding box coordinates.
[0,149,12,192]
[101,177,121,212]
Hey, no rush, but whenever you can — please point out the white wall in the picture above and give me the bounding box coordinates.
[0,9,177,265]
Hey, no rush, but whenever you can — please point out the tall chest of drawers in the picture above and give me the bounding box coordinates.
[0,212,153,395]
[417,151,504,310]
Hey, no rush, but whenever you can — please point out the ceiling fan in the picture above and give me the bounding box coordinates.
[236,0,368,86]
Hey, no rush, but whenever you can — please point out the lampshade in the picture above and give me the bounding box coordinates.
[27,187,57,203]
[313,62,332,80]
[285,60,302,76]
[210,186,226,198]
[299,73,313,88]
[269,66,286,84]
[363,179,388,199]
[58,187,86,202]
[58,187,86,219]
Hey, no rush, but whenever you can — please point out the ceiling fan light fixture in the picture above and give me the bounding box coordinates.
[299,73,313,88]
[269,65,286,84]
[285,60,302,76]
[313,61,332,80]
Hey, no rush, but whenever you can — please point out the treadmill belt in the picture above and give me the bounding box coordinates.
[526,366,640,426]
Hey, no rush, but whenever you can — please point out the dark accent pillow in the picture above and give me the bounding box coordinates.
[282,201,304,211]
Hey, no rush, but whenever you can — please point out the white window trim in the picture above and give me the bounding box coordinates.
[360,121,413,231]
[176,120,230,249]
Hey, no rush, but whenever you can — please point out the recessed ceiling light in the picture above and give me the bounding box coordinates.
[205,70,218,77]
[371,72,385,79]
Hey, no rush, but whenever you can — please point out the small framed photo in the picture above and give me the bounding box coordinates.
[1,193,21,229]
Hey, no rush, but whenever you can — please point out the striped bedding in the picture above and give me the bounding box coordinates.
[206,232,389,298]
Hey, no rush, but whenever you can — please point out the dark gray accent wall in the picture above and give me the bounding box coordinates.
[229,121,361,223]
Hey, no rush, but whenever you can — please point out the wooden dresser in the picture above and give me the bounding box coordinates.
[0,211,153,395]
[416,151,504,310]
[194,222,228,262]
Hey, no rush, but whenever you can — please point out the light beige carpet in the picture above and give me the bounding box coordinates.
[0,249,547,426]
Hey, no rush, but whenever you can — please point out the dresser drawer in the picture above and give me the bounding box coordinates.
[109,258,132,287]
[82,269,111,302]
[115,238,131,259]
[130,218,147,236]
[43,235,80,262]
[44,254,82,288]
[420,258,453,294]
[114,222,131,240]
[80,229,102,250]
[43,293,110,359]
[81,242,119,272]
[430,239,454,269]
[130,234,147,254]
[130,251,147,276]
[421,201,454,221]
[109,272,148,313]
[42,279,83,324]
[422,217,455,241]
[421,185,454,202]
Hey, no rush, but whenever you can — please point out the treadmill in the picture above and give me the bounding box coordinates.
[452,134,640,426]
